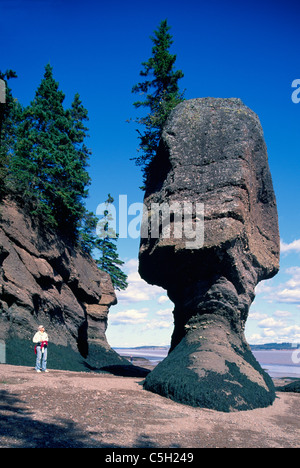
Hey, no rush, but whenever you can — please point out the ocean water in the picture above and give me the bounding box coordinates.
[114,347,168,366]
[252,350,300,378]
[114,348,300,378]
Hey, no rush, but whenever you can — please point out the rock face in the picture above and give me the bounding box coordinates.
[139,98,280,411]
[0,198,127,371]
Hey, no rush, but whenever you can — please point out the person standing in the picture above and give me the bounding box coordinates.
[33,325,49,373]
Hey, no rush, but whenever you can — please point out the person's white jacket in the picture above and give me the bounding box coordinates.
[33,331,49,343]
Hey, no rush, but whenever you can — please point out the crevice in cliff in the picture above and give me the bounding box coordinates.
[0,198,122,372]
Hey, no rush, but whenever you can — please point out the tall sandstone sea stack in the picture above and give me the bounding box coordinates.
[0,198,127,371]
[139,98,280,411]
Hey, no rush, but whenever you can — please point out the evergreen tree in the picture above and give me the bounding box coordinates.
[0,70,22,198]
[0,66,127,291]
[78,209,98,255]
[95,195,128,291]
[132,19,185,183]
[11,64,91,235]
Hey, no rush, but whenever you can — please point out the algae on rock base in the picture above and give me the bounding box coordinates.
[139,98,280,411]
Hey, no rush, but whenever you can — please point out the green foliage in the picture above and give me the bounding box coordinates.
[78,209,99,255]
[0,65,127,291]
[95,194,128,291]
[0,70,22,199]
[8,64,91,234]
[132,19,185,184]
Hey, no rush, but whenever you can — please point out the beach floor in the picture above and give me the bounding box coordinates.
[0,363,299,448]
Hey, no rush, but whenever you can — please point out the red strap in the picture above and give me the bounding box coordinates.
[34,341,48,354]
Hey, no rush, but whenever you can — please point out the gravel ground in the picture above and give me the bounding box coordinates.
[0,364,299,448]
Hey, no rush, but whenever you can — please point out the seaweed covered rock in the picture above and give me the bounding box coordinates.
[276,380,300,393]
[0,198,127,371]
[139,98,280,411]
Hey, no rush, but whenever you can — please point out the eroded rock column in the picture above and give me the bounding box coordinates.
[139,98,280,411]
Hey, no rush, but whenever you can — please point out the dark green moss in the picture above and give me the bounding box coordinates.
[5,338,128,373]
[276,380,300,393]
[144,339,276,412]
[84,342,129,370]
[230,342,275,395]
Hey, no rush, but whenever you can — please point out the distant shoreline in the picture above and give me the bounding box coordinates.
[113,346,300,379]
[114,342,299,351]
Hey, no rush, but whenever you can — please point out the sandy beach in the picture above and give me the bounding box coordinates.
[0,363,299,448]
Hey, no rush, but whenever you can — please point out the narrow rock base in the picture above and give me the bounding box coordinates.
[144,317,275,412]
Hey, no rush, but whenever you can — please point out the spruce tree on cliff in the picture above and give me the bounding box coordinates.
[0,65,127,287]
[95,194,128,291]
[132,19,185,184]
[0,70,22,199]
[12,64,90,235]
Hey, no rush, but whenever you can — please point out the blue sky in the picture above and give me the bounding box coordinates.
[1,0,300,347]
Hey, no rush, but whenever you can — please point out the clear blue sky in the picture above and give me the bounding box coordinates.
[1,0,300,347]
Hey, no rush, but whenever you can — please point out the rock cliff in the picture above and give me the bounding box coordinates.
[139,98,280,411]
[0,198,127,371]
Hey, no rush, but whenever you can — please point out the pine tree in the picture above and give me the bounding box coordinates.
[0,66,127,291]
[132,19,185,183]
[78,209,98,255]
[95,195,128,291]
[11,64,91,235]
[0,70,22,199]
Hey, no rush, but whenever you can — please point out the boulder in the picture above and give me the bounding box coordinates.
[139,98,280,411]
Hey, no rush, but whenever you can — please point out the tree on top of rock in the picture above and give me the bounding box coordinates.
[0,70,22,199]
[10,64,91,236]
[94,194,128,291]
[1,65,128,291]
[131,19,185,185]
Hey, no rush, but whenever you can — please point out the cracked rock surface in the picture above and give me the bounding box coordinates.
[0,199,126,371]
